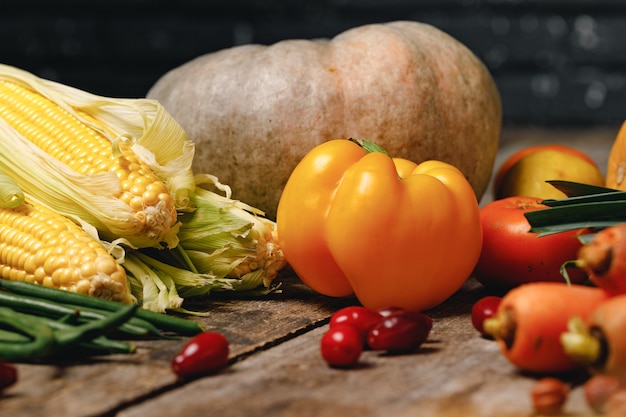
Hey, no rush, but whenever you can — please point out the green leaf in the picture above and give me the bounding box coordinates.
[525,200,626,234]
[520,181,626,236]
[546,180,619,198]
[542,191,626,207]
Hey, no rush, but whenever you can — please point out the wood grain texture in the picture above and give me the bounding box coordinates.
[0,276,600,417]
[0,272,355,417]
[116,280,592,417]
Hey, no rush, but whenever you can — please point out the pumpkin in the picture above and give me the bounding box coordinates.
[606,121,626,190]
[147,20,502,219]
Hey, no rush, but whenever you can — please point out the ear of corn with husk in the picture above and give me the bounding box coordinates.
[0,65,286,312]
[0,170,24,209]
[124,174,286,313]
[0,64,195,249]
[0,180,132,303]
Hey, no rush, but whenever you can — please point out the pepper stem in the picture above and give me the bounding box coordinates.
[348,138,390,156]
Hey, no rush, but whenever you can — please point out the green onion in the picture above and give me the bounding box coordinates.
[0,290,150,337]
[0,278,203,336]
[51,304,138,348]
[543,180,619,198]
[525,180,626,236]
[41,319,135,354]
[0,307,55,361]
[0,327,32,343]
[0,304,137,362]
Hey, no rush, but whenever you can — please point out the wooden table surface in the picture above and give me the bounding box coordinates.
[0,126,621,417]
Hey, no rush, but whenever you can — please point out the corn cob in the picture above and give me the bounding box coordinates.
[0,65,286,312]
[178,176,285,288]
[0,170,24,209]
[125,174,286,313]
[0,79,177,247]
[0,197,132,303]
[0,64,195,249]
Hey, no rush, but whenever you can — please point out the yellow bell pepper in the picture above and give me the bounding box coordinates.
[276,139,483,311]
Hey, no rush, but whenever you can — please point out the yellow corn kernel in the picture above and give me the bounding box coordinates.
[0,79,178,248]
[0,199,133,303]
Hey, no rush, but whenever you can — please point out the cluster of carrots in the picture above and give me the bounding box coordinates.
[480,224,626,414]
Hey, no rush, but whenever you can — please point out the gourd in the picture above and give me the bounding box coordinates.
[606,121,626,190]
[147,20,502,219]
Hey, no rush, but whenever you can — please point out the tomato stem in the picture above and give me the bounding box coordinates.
[559,260,578,285]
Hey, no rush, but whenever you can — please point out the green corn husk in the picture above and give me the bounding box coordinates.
[0,65,286,312]
[0,170,24,208]
[0,64,196,249]
[122,173,287,312]
[178,174,286,288]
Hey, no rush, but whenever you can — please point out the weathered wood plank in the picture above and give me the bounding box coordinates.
[0,253,602,416]
[114,280,593,417]
[0,271,354,417]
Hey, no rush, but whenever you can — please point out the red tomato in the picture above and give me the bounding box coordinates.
[473,196,587,289]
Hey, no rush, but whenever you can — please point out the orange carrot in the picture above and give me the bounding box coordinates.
[561,295,626,385]
[484,282,611,374]
[575,225,626,295]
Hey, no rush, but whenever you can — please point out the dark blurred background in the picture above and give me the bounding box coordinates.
[1,0,625,126]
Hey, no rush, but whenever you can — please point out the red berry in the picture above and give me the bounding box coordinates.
[583,374,622,414]
[376,307,433,330]
[320,324,363,368]
[471,296,502,337]
[367,311,431,353]
[376,306,406,318]
[171,331,230,379]
[330,306,382,340]
[0,361,17,392]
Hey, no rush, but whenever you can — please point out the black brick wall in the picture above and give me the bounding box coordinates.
[1,0,625,126]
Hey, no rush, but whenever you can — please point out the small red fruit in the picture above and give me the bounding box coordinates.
[171,331,230,379]
[471,296,502,337]
[531,377,570,415]
[320,324,363,368]
[0,361,17,392]
[376,306,407,318]
[367,311,431,353]
[584,374,623,414]
[329,306,382,340]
